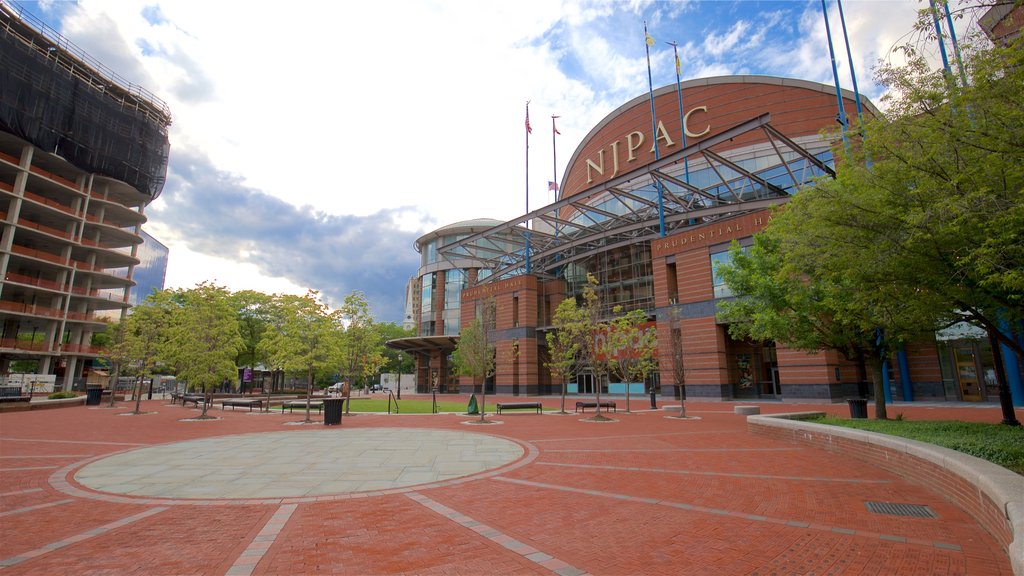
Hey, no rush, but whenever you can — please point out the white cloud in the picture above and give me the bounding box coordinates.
[35,0,964,321]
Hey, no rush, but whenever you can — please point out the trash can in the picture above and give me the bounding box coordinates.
[847,398,868,419]
[86,385,103,406]
[323,398,344,425]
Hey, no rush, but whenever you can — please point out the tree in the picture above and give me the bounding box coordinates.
[455,297,495,422]
[575,274,614,421]
[164,283,242,419]
[717,230,938,420]
[259,291,342,423]
[760,23,1023,424]
[607,307,658,414]
[337,291,386,412]
[377,322,415,375]
[116,290,174,414]
[546,297,585,414]
[231,290,274,394]
[670,326,687,418]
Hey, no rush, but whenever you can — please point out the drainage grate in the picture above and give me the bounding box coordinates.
[865,501,938,518]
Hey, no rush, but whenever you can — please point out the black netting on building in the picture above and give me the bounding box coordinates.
[0,24,170,201]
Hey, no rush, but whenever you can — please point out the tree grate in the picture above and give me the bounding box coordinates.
[865,501,937,518]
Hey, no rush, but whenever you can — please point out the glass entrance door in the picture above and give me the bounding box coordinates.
[954,347,983,401]
[577,373,595,395]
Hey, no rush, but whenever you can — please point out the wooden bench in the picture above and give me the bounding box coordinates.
[0,386,30,403]
[575,401,616,413]
[220,398,263,411]
[280,400,324,414]
[496,402,543,414]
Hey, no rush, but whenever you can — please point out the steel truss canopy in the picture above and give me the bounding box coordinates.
[440,114,836,282]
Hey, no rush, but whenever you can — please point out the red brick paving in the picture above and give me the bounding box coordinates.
[0,396,1019,575]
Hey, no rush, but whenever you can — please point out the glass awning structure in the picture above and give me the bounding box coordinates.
[439,113,836,282]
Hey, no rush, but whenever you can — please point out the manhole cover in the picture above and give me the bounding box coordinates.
[865,501,937,518]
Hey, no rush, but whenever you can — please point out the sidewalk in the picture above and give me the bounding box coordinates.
[0,397,1018,575]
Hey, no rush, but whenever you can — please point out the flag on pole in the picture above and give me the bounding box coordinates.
[525,107,532,134]
[646,31,655,46]
[553,120,560,135]
[675,50,681,76]
[548,181,559,192]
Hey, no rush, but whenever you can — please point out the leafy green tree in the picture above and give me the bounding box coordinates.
[231,290,274,394]
[117,290,174,414]
[164,283,243,419]
[765,25,1023,423]
[607,307,658,414]
[337,292,386,410]
[455,297,495,422]
[546,297,585,414]
[259,291,342,423]
[377,322,415,375]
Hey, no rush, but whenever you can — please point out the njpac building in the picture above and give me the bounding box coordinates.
[390,75,1021,405]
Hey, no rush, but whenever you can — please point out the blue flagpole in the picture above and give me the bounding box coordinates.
[644,21,666,237]
[835,0,863,124]
[928,0,953,80]
[821,0,849,149]
[941,0,968,86]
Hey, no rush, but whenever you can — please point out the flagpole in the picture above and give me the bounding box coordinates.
[644,21,666,237]
[551,115,560,201]
[666,41,690,184]
[525,100,531,273]
[820,0,849,149]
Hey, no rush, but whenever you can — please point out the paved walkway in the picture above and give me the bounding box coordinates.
[0,395,1019,575]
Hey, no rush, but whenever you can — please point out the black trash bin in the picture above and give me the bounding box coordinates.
[323,398,344,425]
[847,398,868,419]
[86,385,103,406]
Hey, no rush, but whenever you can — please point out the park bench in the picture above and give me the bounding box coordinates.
[574,401,616,413]
[496,401,543,414]
[280,400,324,414]
[220,398,263,411]
[0,386,30,403]
[182,394,209,407]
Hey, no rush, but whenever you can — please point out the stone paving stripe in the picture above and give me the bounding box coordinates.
[543,447,799,453]
[0,506,167,568]
[0,488,43,497]
[0,437,148,446]
[0,466,59,472]
[536,461,892,484]
[493,476,962,552]
[226,504,297,576]
[0,499,74,518]
[406,492,590,575]
[0,455,94,459]
[527,430,722,443]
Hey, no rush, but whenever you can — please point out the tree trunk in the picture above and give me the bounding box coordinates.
[107,363,120,407]
[987,329,1021,426]
[133,375,144,414]
[559,376,567,414]
[305,368,313,423]
[867,356,888,420]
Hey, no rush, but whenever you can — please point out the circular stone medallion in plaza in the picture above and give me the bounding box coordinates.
[73,428,525,500]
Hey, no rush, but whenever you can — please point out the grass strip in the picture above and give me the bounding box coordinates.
[812,416,1024,475]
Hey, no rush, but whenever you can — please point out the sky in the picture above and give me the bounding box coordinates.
[12,0,985,323]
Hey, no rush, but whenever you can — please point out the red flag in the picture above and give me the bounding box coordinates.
[548,181,559,192]
[525,112,532,134]
[553,118,561,135]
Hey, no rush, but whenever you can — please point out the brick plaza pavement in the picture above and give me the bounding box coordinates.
[0,395,1019,575]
